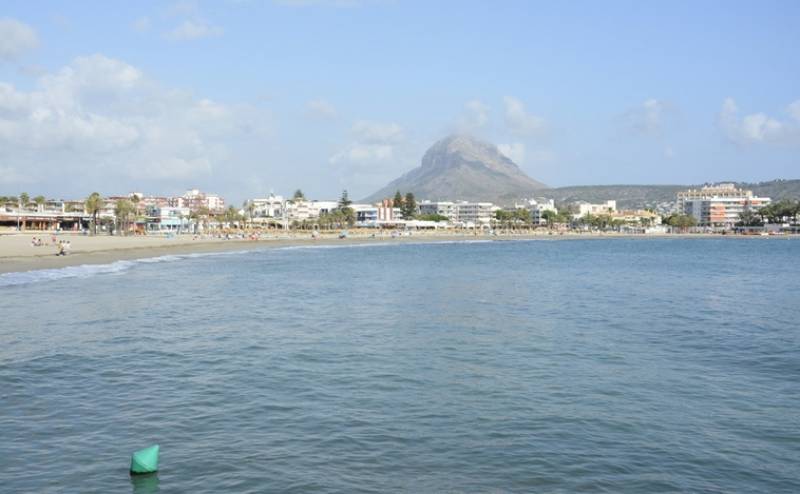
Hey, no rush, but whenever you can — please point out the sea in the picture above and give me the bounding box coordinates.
[1,237,798,493]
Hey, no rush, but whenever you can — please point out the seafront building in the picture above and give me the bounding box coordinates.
[171,189,225,213]
[145,206,192,233]
[418,200,495,227]
[251,194,287,220]
[0,189,226,233]
[574,200,617,218]
[4,184,789,234]
[515,198,557,225]
[418,201,456,219]
[608,210,662,226]
[284,200,339,222]
[677,184,770,227]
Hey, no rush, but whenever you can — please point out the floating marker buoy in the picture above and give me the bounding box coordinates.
[130,444,160,475]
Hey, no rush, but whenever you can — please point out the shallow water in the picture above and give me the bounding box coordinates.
[1,238,799,493]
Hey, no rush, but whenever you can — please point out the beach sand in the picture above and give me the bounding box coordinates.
[0,230,786,275]
[0,231,535,274]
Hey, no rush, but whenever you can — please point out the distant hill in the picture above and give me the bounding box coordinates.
[364,134,547,203]
[363,134,799,209]
[546,180,800,210]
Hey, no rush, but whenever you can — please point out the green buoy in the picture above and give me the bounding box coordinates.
[130,444,160,475]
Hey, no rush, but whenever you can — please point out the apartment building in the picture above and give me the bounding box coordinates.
[677,184,770,227]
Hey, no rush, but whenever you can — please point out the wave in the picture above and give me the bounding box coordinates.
[0,249,255,288]
[0,239,496,287]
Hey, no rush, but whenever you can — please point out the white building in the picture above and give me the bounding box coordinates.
[575,200,616,218]
[145,206,191,232]
[351,203,378,224]
[251,194,286,219]
[284,200,340,222]
[418,201,456,219]
[677,183,771,227]
[173,189,225,213]
[517,197,556,225]
[453,201,495,226]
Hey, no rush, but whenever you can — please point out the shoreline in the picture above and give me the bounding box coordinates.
[1,231,796,275]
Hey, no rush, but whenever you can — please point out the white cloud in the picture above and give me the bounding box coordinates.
[497,142,525,164]
[166,0,200,17]
[165,19,223,41]
[351,120,404,144]
[719,98,790,145]
[0,54,268,188]
[330,143,394,164]
[305,99,337,119]
[330,121,404,167]
[457,99,489,131]
[788,100,800,122]
[625,98,667,135]
[0,18,39,61]
[132,16,151,32]
[503,96,545,137]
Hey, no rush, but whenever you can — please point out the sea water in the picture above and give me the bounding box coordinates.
[1,238,798,493]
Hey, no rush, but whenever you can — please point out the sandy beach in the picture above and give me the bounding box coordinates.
[1,230,791,275]
[0,231,530,274]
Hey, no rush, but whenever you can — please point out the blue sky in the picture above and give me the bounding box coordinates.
[1,0,798,203]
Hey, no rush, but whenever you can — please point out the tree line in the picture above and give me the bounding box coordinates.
[737,199,800,226]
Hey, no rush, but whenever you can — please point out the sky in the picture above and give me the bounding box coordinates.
[0,0,798,204]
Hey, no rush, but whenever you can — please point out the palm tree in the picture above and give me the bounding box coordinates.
[33,195,46,212]
[114,199,135,235]
[85,192,103,235]
[19,192,29,210]
[130,194,141,234]
[243,200,255,230]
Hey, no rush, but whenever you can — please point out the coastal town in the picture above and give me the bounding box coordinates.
[1,183,798,237]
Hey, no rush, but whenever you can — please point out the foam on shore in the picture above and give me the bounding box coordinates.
[0,249,255,287]
[0,239,500,287]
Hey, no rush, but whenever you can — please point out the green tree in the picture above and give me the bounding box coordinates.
[339,189,352,209]
[85,192,103,235]
[737,210,763,227]
[114,199,135,235]
[393,190,403,209]
[666,214,697,231]
[293,189,305,200]
[402,192,416,219]
[242,200,255,228]
[19,192,29,209]
[191,206,211,232]
[33,195,46,211]
[541,209,557,228]
[556,208,574,225]
[337,190,354,227]
[513,208,531,225]
[417,213,449,222]
[223,205,241,227]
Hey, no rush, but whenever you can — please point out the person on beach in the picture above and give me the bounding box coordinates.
[56,241,64,256]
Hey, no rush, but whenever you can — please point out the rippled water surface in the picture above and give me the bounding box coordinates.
[1,238,799,493]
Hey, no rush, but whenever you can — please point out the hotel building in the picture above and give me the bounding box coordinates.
[677,184,771,227]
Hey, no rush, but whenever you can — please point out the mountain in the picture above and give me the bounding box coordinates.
[363,134,547,203]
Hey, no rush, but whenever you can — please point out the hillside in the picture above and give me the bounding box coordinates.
[364,134,547,203]
[547,180,800,210]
